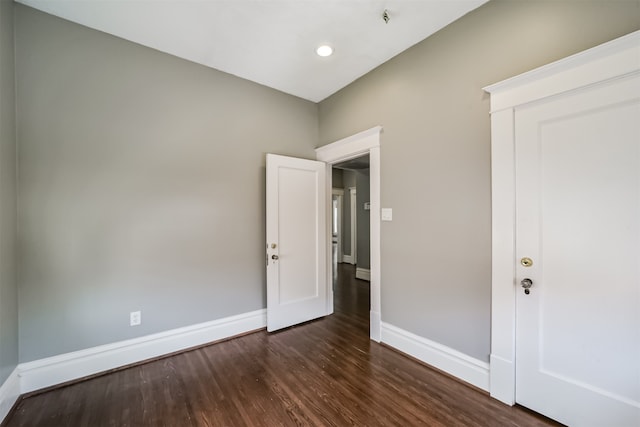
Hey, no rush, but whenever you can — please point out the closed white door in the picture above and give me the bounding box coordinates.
[515,74,640,426]
[266,154,327,332]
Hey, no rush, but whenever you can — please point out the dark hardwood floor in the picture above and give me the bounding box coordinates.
[3,263,560,427]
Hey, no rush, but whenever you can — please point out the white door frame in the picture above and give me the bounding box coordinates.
[316,126,382,342]
[332,188,344,262]
[483,31,639,405]
[348,187,357,265]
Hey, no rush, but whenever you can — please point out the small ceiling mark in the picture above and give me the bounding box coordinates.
[382,9,390,24]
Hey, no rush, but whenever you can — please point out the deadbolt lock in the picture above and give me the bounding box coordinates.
[520,257,533,267]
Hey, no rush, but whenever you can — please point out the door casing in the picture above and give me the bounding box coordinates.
[316,126,382,341]
[348,187,357,264]
[484,30,640,404]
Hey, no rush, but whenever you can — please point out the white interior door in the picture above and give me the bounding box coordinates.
[515,74,640,426]
[266,153,327,332]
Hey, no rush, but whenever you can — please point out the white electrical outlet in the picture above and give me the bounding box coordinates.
[130,311,141,326]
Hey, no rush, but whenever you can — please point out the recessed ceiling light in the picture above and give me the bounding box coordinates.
[316,45,333,57]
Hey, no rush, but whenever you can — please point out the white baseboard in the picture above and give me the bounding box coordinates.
[381,322,489,392]
[18,309,266,394]
[355,267,370,281]
[342,254,354,264]
[0,367,20,424]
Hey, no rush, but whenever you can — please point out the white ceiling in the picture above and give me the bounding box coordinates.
[17,0,488,102]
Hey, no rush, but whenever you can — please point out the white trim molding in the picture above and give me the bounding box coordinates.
[316,126,382,342]
[484,30,640,113]
[348,187,357,266]
[316,126,382,162]
[483,30,640,405]
[17,309,266,394]
[341,254,354,264]
[355,267,370,281]
[0,368,20,423]
[381,322,489,392]
[332,188,344,262]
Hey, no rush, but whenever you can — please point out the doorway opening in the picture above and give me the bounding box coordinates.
[315,126,382,341]
[331,156,371,323]
[331,155,370,269]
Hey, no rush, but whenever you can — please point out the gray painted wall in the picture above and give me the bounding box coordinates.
[318,0,640,361]
[15,5,318,362]
[0,0,18,384]
[355,170,370,270]
[334,168,369,268]
[342,170,356,189]
[5,0,639,372]
[331,168,343,189]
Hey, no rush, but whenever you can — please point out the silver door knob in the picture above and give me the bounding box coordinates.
[271,255,279,260]
[521,278,533,295]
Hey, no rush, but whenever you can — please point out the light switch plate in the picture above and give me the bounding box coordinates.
[381,208,393,221]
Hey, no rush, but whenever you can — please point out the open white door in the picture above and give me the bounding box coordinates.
[266,153,327,332]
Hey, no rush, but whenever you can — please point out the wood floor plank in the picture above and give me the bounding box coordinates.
[2,263,561,427]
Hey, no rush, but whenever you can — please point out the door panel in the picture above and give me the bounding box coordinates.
[515,75,640,426]
[266,154,327,332]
